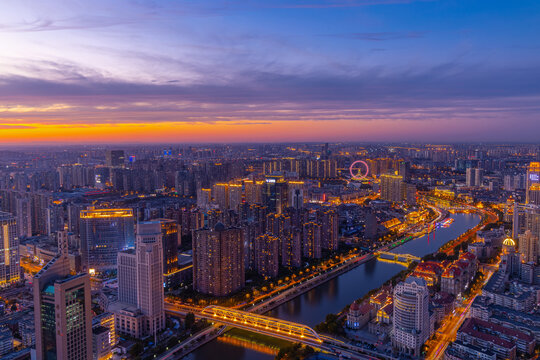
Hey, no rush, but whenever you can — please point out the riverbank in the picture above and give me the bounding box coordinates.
[182,212,481,360]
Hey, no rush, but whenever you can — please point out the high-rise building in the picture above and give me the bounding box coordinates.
[0,212,20,287]
[156,218,180,288]
[398,161,411,181]
[255,234,279,278]
[466,167,475,187]
[79,208,135,271]
[512,204,540,240]
[263,176,288,214]
[320,208,339,251]
[526,162,540,205]
[380,173,403,203]
[500,237,520,277]
[105,150,125,167]
[474,168,483,187]
[33,234,92,360]
[114,222,165,339]
[117,250,137,305]
[212,183,229,210]
[228,183,242,211]
[135,222,165,337]
[193,223,244,296]
[244,180,264,205]
[519,230,538,264]
[288,181,305,209]
[282,227,302,268]
[392,277,430,357]
[15,196,32,238]
[303,222,322,259]
[196,188,212,209]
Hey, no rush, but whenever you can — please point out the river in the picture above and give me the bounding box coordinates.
[185,212,480,360]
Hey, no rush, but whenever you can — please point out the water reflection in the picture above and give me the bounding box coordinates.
[188,213,480,360]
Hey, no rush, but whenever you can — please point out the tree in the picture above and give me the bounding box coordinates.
[185,312,195,330]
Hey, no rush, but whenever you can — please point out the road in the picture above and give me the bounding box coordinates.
[425,261,499,360]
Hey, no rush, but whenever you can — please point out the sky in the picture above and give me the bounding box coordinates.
[0,0,539,144]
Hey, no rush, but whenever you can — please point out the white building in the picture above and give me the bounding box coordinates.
[392,277,430,357]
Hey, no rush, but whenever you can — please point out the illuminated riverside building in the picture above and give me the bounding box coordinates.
[526,162,540,205]
[282,227,302,268]
[255,234,279,278]
[0,212,20,287]
[33,234,92,360]
[303,222,322,259]
[319,208,339,251]
[392,277,430,357]
[79,208,135,271]
[193,223,245,296]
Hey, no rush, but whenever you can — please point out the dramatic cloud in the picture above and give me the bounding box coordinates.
[0,0,539,143]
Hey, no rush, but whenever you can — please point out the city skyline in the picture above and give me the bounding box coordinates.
[1,1,540,143]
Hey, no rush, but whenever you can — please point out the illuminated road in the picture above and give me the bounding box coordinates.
[425,263,498,360]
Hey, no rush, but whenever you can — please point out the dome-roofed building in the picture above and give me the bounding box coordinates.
[503,237,516,247]
[501,237,520,277]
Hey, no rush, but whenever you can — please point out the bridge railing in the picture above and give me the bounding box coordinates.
[201,305,323,343]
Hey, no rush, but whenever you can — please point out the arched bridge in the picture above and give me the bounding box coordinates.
[200,305,323,344]
[375,251,421,264]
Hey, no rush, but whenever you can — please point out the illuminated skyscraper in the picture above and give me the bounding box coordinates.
[255,234,279,278]
[79,208,135,271]
[526,162,540,205]
[392,277,430,357]
[193,223,244,296]
[33,233,92,360]
[0,212,20,287]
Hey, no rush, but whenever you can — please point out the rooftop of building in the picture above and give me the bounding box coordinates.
[461,317,534,345]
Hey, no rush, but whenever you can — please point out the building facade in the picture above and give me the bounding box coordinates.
[79,208,135,271]
[193,223,245,296]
